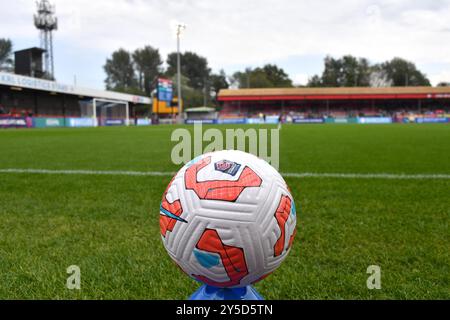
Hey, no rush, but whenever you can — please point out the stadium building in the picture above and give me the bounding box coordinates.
[0,71,152,128]
[217,87,450,124]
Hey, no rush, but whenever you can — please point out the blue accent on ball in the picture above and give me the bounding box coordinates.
[193,249,220,269]
[290,200,296,217]
[185,155,203,168]
[159,205,188,223]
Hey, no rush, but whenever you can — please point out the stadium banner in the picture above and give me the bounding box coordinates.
[399,117,417,124]
[136,118,152,126]
[33,117,64,128]
[104,119,124,126]
[416,117,449,124]
[66,117,97,127]
[358,117,392,124]
[0,117,32,128]
[217,118,247,125]
[325,118,350,124]
[185,119,217,125]
[334,118,349,124]
[293,118,324,124]
[395,117,415,124]
[246,118,265,124]
[265,115,280,124]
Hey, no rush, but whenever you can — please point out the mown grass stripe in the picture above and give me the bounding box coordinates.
[1,168,450,180]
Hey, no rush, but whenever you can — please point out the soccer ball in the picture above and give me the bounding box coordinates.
[159,150,297,288]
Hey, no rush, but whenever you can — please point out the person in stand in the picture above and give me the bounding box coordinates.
[0,103,6,115]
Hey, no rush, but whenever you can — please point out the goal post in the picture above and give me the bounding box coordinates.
[92,98,129,127]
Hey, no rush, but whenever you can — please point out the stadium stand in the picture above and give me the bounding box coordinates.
[0,71,151,127]
[217,87,450,123]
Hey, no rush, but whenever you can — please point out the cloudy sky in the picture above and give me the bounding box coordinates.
[1,0,449,89]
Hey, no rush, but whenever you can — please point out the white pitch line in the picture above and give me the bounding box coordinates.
[281,172,450,180]
[0,168,175,177]
[0,168,450,180]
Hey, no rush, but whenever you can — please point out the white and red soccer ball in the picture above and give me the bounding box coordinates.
[159,150,297,288]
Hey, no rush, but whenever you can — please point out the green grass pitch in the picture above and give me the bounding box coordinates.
[0,124,449,299]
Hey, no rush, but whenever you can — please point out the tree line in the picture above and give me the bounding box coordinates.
[307,55,432,87]
[231,56,437,88]
[104,46,444,108]
[1,38,449,109]
[0,39,14,72]
[103,46,229,108]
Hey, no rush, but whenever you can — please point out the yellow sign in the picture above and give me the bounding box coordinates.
[152,97,181,114]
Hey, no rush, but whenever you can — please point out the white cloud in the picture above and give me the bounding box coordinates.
[430,70,450,86]
[0,0,449,87]
[292,73,309,86]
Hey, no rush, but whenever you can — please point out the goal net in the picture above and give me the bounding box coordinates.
[80,98,129,127]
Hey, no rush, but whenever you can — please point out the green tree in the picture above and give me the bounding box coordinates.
[307,75,322,87]
[169,74,204,108]
[166,51,211,90]
[231,68,252,88]
[341,56,371,86]
[437,82,450,87]
[132,46,163,96]
[321,56,342,87]
[375,58,431,86]
[356,58,371,86]
[308,55,430,87]
[0,38,13,71]
[313,55,371,87]
[261,64,293,87]
[232,64,293,88]
[249,68,273,88]
[104,48,137,91]
[209,70,229,101]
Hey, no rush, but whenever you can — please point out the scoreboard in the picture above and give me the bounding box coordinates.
[157,78,173,102]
